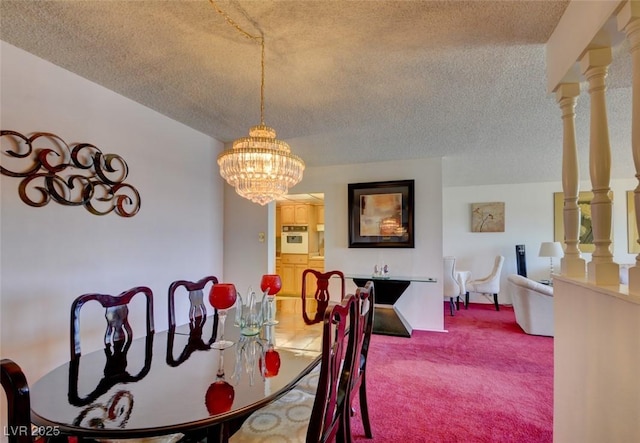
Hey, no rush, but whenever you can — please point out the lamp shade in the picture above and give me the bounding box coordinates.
[538,242,564,258]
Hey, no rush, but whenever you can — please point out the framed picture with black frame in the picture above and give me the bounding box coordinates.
[348,179,415,248]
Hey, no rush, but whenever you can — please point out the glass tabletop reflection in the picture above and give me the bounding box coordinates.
[30,298,323,439]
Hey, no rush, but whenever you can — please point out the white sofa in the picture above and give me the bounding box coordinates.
[507,274,554,337]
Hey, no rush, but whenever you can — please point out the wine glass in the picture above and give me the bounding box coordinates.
[209,283,237,350]
[260,274,282,325]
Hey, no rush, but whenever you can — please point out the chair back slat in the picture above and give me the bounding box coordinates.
[187,289,206,322]
[166,276,219,367]
[301,269,345,325]
[1,359,34,443]
[167,276,218,329]
[104,305,132,349]
[356,281,375,374]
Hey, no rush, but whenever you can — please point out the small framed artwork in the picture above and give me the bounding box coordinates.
[348,180,414,248]
[553,191,611,253]
[627,191,640,253]
[471,202,505,232]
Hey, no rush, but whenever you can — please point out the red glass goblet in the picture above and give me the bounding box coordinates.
[209,283,237,349]
[260,274,282,325]
[205,349,235,415]
[205,380,235,415]
[260,274,282,295]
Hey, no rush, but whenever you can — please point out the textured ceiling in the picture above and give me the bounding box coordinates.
[0,0,633,186]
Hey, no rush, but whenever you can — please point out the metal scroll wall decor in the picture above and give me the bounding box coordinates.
[0,130,141,217]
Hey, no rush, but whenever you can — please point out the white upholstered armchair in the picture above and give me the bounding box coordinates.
[443,256,462,316]
[507,274,554,336]
[465,255,505,311]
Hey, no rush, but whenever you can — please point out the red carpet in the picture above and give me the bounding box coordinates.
[350,303,553,443]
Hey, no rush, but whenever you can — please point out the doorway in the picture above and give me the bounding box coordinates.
[274,193,325,296]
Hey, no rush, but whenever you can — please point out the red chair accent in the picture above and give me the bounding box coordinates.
[301,269,345,325]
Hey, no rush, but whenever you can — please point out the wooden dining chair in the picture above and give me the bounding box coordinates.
[166,276,219,366]
[69,288,183,443]
[229,293,358,443]
[1,358,35,443]
[344,281,375,441]
[70,286,154,360]
[2,359,77,443]
[301,269,346,325]
[167,275,218,330]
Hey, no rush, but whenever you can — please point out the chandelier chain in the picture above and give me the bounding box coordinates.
[208,0,261,42]
[211,0,305,205]
[209,0,266,124]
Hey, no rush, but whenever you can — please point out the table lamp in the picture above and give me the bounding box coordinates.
[538,241,564,280]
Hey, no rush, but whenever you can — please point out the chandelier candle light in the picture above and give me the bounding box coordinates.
[212,0,305,205]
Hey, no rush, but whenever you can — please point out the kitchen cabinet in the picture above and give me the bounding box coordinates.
[275,207,282,237]
[280,204,309,225]
[316,205,325,224]
[294,205,309,224]
[281,205,295,225]
[281,265,296,295]
[281,254,308,295]
[308,258,324,270]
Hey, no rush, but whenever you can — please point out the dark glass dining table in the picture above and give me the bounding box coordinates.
[29,298,323,441]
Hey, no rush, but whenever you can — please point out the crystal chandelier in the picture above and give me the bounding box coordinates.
[213,2,305,206]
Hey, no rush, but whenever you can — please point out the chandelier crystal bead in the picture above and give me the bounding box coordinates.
[217,124,305,206]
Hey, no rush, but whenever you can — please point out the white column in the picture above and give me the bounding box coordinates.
[618,0,640,294]
[556,83,586,277]
[580,48,619,285]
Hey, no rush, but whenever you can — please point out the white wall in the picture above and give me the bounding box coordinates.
[0,42,224,387]
[222,189,270,291]
[224,157,445,331]
[224,158,639,328]
[443,178,638,305]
